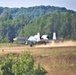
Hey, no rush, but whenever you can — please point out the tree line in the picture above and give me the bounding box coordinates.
[0,6,76,43]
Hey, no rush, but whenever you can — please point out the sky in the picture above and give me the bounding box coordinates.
[0,0,76,11]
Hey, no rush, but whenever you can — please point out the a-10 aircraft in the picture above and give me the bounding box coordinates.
[25,33,49,47]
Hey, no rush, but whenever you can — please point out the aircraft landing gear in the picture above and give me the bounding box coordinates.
[30,42,34,47]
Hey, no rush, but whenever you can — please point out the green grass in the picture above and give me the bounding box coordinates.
[0,43,23,47]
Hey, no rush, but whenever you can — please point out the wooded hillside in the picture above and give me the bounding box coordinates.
[0,6,76,42]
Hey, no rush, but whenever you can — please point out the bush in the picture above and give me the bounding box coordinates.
[0,52,47,75]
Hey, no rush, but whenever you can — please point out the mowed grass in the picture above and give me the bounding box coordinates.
[0,43,17,47]
[0,43,26,47]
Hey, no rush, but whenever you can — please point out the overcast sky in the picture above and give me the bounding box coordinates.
[0,0,76,11]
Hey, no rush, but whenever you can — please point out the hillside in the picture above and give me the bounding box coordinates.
[0,6,76,42]
[0,6,75,19]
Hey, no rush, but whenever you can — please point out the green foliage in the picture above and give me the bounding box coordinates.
[0,6,76,42]
[34,64,47,75]
[1,54,14,75]
[12,53,34,75]
[0,52,47,75]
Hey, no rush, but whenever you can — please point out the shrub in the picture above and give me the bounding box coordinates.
[0,52,47,75]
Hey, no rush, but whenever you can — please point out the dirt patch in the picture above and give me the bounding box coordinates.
[35,40,76,47]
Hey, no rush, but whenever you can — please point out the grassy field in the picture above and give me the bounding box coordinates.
[0,42,76,75]
[32,47,76,75]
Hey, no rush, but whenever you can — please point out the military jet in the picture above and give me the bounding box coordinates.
[25,33,49,47]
